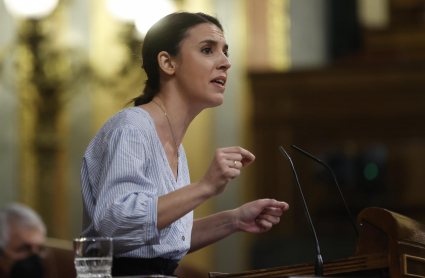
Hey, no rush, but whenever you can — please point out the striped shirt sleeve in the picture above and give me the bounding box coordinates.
[92,124,160,254]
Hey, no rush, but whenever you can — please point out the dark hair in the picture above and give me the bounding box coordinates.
[131,12,223,106]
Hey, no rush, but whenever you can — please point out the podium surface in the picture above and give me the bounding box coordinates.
[209,208,425,278]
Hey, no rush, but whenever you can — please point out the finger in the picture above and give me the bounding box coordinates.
[226,160,242,170]
[258,199,289,211]
[257,214,280,225]
[240,157,255,167]
[223,153,243,162]
[221,147,255,164]
[256,219,272,232]
[260,207,283,217]
[226,168,241,180]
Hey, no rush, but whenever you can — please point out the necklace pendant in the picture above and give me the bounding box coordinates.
[177,151,180,158]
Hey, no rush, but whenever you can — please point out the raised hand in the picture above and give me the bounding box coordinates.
[234,199,289,233]
[201,147,255,196]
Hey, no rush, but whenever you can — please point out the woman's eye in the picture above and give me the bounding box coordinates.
[202,48,212,54]
[224,51,229,58]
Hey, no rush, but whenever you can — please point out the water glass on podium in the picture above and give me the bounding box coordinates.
[74,237,113,278]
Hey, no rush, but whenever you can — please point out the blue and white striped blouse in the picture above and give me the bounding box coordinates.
[80,107,193,261]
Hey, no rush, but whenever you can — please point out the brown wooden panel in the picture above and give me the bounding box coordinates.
[210,208,425,278]
[210,252,389,277]
[249,65,425,238]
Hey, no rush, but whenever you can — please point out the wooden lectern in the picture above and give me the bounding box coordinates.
[209,208,425,278]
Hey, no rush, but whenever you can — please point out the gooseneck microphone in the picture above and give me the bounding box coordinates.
[279,146,324,276]
[291,145,359,237]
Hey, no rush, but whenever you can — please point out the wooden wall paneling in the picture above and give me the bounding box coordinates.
[249,64,425,248]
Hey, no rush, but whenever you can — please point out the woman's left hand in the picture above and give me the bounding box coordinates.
[233,199,289,233]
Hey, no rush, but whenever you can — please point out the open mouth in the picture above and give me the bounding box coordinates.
[211,79,225,85]
[210,77,226,89]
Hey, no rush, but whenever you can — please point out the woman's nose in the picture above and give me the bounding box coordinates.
[218,53,231,70]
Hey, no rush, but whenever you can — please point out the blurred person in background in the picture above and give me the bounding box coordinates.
[0,203,46,278]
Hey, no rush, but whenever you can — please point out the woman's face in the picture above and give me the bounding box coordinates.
[173,23,231,108]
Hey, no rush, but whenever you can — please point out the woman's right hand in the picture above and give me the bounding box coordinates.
[201,147,255,196]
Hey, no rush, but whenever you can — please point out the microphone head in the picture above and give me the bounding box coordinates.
[292,145,323,164]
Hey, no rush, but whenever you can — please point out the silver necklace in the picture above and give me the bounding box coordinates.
[152,100,180,158]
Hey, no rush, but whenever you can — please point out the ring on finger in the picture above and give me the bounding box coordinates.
[233,161,237,168]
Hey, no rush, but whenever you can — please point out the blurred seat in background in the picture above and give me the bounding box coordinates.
[43,238,75,278]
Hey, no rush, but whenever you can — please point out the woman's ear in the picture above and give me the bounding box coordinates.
[157,51,176,76]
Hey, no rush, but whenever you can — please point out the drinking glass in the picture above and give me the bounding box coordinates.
[74,237,113,278]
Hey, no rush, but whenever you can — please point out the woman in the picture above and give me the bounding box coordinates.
[80,12,289,277]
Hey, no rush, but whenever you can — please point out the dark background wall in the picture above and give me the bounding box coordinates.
[250,0,425,269]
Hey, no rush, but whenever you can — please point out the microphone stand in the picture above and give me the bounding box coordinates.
[279,147,324,276]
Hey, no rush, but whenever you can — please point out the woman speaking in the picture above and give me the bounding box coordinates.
[80,12,289,277]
